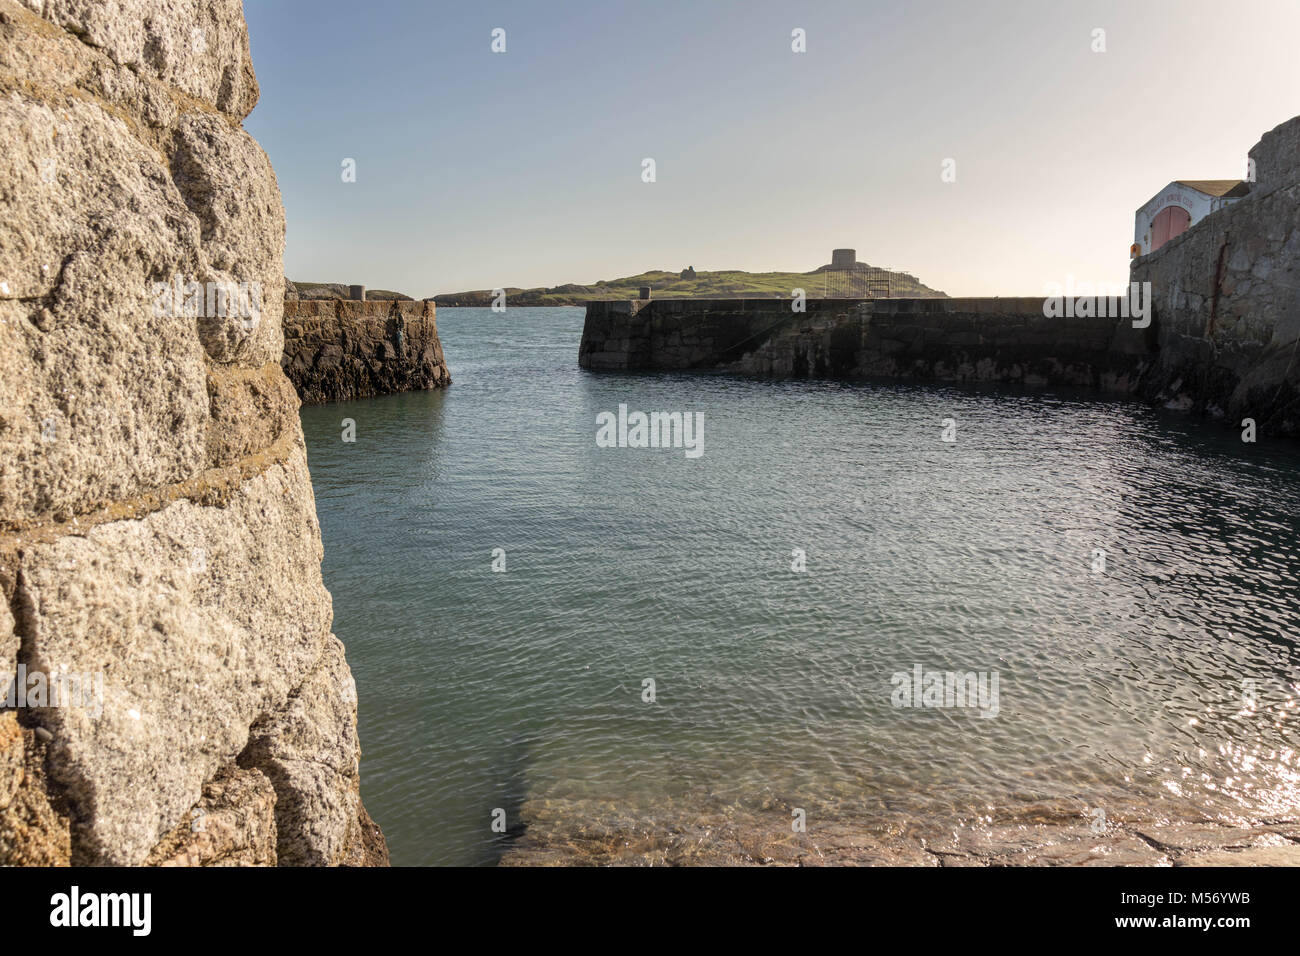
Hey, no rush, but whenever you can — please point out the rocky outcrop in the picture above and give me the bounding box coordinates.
[1130,116,1300,436]
[144,765,277,867]
[0,0,386,864]
[287,281,412,301]
[282,299,450,404]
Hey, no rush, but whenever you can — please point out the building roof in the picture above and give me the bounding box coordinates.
[1174,179,1251,198]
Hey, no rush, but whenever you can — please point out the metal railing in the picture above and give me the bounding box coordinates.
[821,266,894,298]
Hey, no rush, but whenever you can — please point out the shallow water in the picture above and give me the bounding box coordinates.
[300,306,1300,866]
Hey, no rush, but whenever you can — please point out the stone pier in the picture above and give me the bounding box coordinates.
[579,117,1299,437]
[579,297,1156,394]
[281,299,451,405]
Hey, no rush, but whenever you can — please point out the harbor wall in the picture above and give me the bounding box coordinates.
[580,118,1299,437]
[282,300,450,405]
[579,297,1156,394]
[1129,116,1300,433]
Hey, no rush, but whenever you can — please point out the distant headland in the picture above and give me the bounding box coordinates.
[288,255,946,306]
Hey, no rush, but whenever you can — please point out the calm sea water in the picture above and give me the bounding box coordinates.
[300,307,1300,866]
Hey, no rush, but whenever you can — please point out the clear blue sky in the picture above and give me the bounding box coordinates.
[244,0,1300,298]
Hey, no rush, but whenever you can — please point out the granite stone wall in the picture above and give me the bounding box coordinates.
[0,0,386,864]
[1130,116,1300,435]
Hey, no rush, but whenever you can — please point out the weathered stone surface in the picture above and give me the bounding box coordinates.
[144,764,276,866]
[1249,115,1300,197]
[239,635,362,866]
[17,449,331,864]
[0,0,386,866]
[0,5,287,528]
[0,590,15,673]
[204,362,301,469]
[0,90,210,528]
[282,299,450,404]
[1133,824,1290,853]
[0,714,72,864]
[1131,116,1300,437]
[343,802,391,866]
[1180,845,1300,867]
[23,0,259,119]
[170,110,286,366]
[995,835,1169,867]
[0,711,22,811]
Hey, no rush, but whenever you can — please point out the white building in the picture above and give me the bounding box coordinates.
[1133,180,1250,257]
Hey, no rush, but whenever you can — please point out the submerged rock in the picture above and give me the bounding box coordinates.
[499,795,1300,867]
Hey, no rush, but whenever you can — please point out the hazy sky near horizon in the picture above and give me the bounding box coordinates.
[244,0,1299,298]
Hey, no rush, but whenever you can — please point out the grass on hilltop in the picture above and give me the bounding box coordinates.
[429,267,944,306]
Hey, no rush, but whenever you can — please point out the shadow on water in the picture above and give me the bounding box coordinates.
[485,732,538,863]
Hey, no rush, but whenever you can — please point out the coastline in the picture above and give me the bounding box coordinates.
[500,799,1300,867]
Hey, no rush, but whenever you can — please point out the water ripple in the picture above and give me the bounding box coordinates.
[303,307,1300,864]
